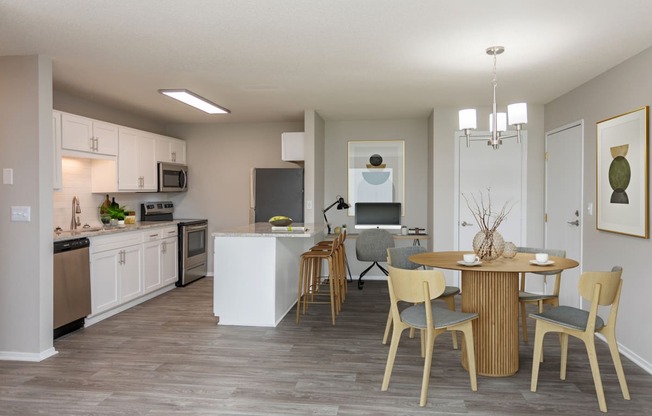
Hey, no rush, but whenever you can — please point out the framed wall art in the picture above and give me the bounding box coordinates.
[347,140,405,216]
[596,106,649,238]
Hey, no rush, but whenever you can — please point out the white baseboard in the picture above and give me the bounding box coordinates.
[0,347,58,362]
[595,333,652,375]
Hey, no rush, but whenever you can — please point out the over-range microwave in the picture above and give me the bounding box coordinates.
[158,162,188,192]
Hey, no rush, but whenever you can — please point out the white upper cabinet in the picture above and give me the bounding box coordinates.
[118,127,157,192]
[61,112,118,156]
[281,132,304,161]
[155,134,186,164]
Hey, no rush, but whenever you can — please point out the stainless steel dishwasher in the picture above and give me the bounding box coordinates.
[53,237,91,339]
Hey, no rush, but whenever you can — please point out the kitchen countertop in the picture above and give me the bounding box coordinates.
[213,222,322,238]
[54,221,178,242]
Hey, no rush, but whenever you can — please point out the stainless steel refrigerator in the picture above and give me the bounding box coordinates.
[250,168,304,223]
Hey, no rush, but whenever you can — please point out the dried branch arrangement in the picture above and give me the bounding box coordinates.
[463,188,514,233]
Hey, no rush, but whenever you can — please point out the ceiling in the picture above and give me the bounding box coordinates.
[2,1,652,125]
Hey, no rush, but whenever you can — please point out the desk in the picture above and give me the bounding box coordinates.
[409,251,579,377]
[325,232,429,246]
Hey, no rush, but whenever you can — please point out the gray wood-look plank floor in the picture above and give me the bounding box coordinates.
[1,277,651,415]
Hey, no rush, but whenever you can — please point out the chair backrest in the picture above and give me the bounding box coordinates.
[386,246,427,270]
[386,264,446,304]
[579,266,623,306]
[356,229,395,261]
[516,246,566,258]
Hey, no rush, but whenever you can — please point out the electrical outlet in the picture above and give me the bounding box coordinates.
[306,200,313,210]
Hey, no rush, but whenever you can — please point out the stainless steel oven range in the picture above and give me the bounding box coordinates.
[141,201,208,287]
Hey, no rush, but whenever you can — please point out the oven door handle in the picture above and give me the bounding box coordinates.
[184,224,207,232]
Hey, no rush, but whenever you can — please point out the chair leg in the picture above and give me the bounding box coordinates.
[459,322,477,391]
[605,331,630,400]
[520,300,529,342]
[358,262,376,289]
[382,312,392,344]
[530,321,547,392]
[381,325,406,391]
[584,337,607,412]
[296,256,306,323]
[419,328,436,407]
[560,333,568,380]
[443,295,459,350]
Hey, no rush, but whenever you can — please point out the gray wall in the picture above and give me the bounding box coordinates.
[54,90,166,135]
[0,55,54,358]
[166,121,304,272]
[323,118,429,275]
[545,46,652,370]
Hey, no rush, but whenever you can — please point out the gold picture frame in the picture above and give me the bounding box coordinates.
[347,140,405,216]
[596,106,649,238]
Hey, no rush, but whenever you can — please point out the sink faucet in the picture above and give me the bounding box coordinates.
[70,196,82,230]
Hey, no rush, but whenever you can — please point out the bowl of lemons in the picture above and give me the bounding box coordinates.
[269,216,293,226]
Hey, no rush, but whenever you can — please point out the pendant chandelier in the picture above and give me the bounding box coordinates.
[458,46,527,149]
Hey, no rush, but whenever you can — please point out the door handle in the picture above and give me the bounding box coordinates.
[461,221,474,227]
[567,220,580,226]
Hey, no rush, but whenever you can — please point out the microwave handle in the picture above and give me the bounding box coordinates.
[179,169,188,191]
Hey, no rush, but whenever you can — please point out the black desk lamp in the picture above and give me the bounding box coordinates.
[323,196,350,234]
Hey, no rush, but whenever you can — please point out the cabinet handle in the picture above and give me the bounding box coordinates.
[94,137,98,152]
[89,137,94,151]
[171,151,176,162]
[161,241,167,254]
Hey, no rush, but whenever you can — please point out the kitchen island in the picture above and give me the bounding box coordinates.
[213,223,323,327]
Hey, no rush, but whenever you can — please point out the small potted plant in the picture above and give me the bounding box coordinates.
[105,204,127,226]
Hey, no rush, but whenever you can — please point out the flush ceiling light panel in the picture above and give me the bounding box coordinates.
[158,89,230,114]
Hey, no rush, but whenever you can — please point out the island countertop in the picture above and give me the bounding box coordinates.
[212,222,323,238]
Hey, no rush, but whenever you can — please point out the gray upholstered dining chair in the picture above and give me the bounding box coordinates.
[355,228,395,290]
[517,246,566,342]
[383,246,461,349]
[381,264,478,406]
[530,266,629,413]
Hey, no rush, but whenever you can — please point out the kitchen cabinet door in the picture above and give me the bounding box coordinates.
[143,236,162,294]
[155,134,186,164]
[61,112,118,156]
[90,249,121,315]
[118,127,157,191]
[160,236,178,286]
[119,244,143,303]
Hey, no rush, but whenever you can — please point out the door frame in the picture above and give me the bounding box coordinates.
[544,120,584,301]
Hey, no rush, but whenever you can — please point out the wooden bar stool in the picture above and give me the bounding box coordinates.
[296,236,341,325]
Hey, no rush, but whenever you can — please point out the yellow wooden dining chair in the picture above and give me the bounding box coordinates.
[530,266,630,413]
[381,264,478,407]
[383,246,460,349]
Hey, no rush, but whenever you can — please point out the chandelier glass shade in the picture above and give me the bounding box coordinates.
[459,46,527,149]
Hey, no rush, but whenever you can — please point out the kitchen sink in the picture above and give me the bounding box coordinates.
[54,227,105,237]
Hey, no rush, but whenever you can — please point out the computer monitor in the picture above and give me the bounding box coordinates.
[354,202,402,230]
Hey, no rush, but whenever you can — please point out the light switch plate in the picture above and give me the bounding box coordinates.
[3,168,13,185]
[11,206,31,222]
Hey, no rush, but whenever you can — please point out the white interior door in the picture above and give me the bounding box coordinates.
[455,132,527,253]
[545,122,583,307]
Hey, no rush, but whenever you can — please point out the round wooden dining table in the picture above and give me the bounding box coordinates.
[409,251,579,377]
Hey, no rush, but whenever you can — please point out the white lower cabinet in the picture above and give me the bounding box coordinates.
[89,226,178,322]
[161,233,179,286]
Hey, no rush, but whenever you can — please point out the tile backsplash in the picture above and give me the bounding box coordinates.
[53,157,159,230]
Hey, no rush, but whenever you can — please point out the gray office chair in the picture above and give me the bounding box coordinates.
[517,246,566,342]
[355,229,395,290]
[383,246,461,348]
